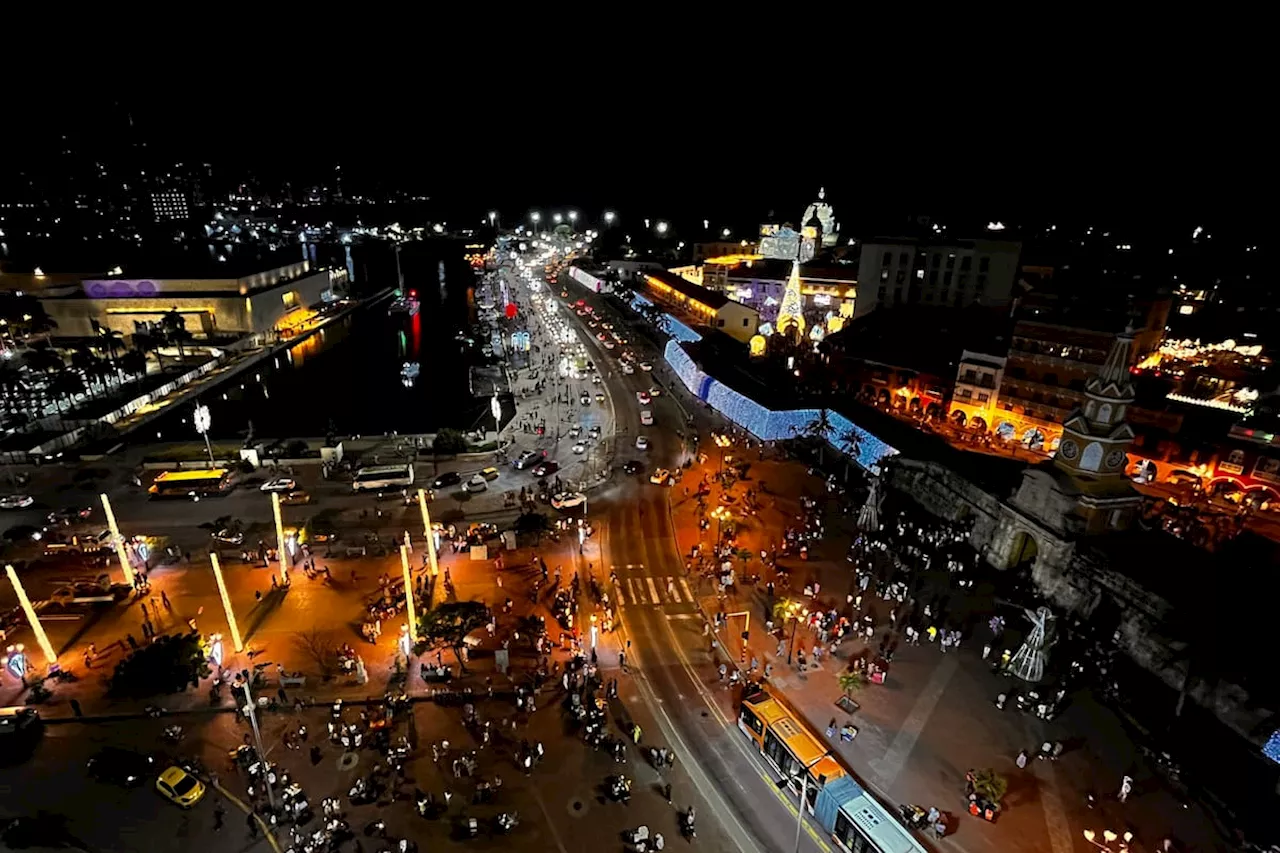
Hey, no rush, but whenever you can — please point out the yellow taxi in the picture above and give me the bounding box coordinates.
[156,765,206,808]
[480,467,501,481]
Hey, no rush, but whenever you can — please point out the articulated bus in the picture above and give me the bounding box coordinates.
[351,464,415,493]
[738,687,925,853]
[148,469,233,499]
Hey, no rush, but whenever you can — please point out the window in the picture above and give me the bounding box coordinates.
[932,252,942,267]
[962,370,977,382]
[979,256,991,273]
[976,274,988,293]
[739,707,763,736]
[960,255,972,272]
[1255,457,1279,475]
[881,251,892,267]
[929,269,939,286]
[743,318,750,326]
[954,387,971,399]
[833,810,876,853]
[1097,403,1113,423]
[896,270,907,284]
[946,255,956,270]
[898,252,910,267]
[1227,450,1245,465]
[880,268,889,282]
[1080,442,1103,471]
[1109,509,1125,528]
[977,391,990,403]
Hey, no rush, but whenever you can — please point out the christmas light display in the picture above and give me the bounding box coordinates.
[663,342,898,474]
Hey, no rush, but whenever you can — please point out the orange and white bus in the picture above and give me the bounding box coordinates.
[148,469,233,499]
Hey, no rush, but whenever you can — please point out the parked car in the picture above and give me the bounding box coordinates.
[212,528,244,546]
[465,474,488,492]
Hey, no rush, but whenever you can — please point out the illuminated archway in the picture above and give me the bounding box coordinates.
[950,409,967,426]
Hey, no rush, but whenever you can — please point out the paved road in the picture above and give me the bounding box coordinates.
[525,264,835,853]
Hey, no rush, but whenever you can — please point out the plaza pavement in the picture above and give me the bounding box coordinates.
[659,447,1233,853]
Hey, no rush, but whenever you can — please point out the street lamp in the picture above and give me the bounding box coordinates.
[776,751,830,853]
[209,553,244,652]
[193,402,215,468]
[604,211,616,225]
[568,211,578,229]
[656,221,669,235]
[1082,829,1133,852]
[782,600,807,664]
[5,565,57,668]
[531,212,541,233]
[488,211,498,230]
[553,213,563,224]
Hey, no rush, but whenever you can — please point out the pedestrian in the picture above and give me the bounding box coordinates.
[933,820,946,839]
[126,633,138,650]
[214,803,225,831]
[982,643,992,660]
[1015,749,1028,769]
[663,782,672,803]
[70,698,83,717]
[1118,774,1132,803]
[161,590,171,610]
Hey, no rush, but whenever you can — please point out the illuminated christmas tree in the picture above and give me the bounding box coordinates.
[775,261,806,339]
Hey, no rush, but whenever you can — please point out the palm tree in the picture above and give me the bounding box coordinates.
[131,331,162,369]
[969,768,1007,806]
[838,426,863,479]
[120,348,147,381]
[838,669,868,697]
[91,319,125,366]
[795,408,835,465]
[23,340,65,375]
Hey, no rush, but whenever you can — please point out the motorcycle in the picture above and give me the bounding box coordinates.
[163,725,184,743]
[494,812,518,833]
[624,826,650,845]
[682,807,696,840]
[607,775,632,803]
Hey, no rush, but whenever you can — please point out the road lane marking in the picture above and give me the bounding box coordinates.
[646,576,660,605]
[627,578,641,605]
[666,613,698,620]
[680,578,694,602]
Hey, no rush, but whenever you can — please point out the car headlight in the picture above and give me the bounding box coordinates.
[127,775,137,783]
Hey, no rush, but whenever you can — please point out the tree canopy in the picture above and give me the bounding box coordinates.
[109,632,211,697]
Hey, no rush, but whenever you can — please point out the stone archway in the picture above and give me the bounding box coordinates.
[1009,530,1039,568]
[950,409,967,426]
[970,416,987,432]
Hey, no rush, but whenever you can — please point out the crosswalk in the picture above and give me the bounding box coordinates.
[612,567,696,607]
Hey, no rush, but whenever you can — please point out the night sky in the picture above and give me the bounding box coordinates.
[3,72,1263,239]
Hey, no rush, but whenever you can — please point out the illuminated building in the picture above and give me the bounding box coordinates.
[801,188,839,249]
[641,270,758,344]
[14,257,341,339]
[716,258,856,327]
[853,238,1021,319]
[946,350,1008,432]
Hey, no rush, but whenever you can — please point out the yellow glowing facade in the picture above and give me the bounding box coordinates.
[209,553,244,652]
[399,546,418,642]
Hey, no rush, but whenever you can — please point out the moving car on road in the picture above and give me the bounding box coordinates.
[640,411,654,426]
[639,362,653,372]
[550,492,586,510]
[212,527,244,546]
[259,477,296,493]
[156,766,205,808]
[569,426,582,438]
[480,467,501,481]
[637,392,651,405]
[513,450,540,470]
[589,425,601,439]
[351,464,414,493]
[432,471,462,489]
[465,473,488,492]
[0,494,34,510]
[87,747,155,787]
[531,460,559,477]
[572,443,587,454]
[46,506,93,526]
[650,468,671,485]
[623,461,642,475]
[280,490,311,506]
[621,363,635,375]
[636,436,650,450]
[648,386,661,397]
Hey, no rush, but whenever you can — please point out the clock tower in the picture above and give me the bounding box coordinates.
[1053,326,1143,534]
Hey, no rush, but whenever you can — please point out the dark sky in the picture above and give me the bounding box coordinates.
[5,66,1265,238]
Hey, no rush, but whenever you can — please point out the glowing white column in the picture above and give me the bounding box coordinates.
[399,545,418,645]
[209,553,244,652]
[271,491,289,585]
[5,564,57,667]
[99,493,135,587]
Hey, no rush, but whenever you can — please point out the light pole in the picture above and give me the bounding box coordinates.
[776,752,829,853]
[656,221,669,235]
[488,211,498,231]
[239,677,277,812]
[4,564,57,668]
[193,402,215,468]
[568,211,578,231]
[553,213,563,225]
[531,212,541,234]
[604,211,616,226]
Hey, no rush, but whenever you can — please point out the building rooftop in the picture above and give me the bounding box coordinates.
[643,269,730,310]
[823,305,1011,378]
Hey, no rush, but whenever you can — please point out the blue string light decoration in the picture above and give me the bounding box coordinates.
[663,342,898,474]
[1264,729,1280,765]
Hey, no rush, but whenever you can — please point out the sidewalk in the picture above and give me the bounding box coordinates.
[660,447,1231,852]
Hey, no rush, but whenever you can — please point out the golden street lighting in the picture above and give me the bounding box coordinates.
[418,489,441,597]
[5,564,57,667]
[399,545,418,645]
[208,552,244,652]
[99,493,135,587]
[271,491,289,585]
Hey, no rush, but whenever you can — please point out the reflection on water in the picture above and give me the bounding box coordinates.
[141,253,485,442]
